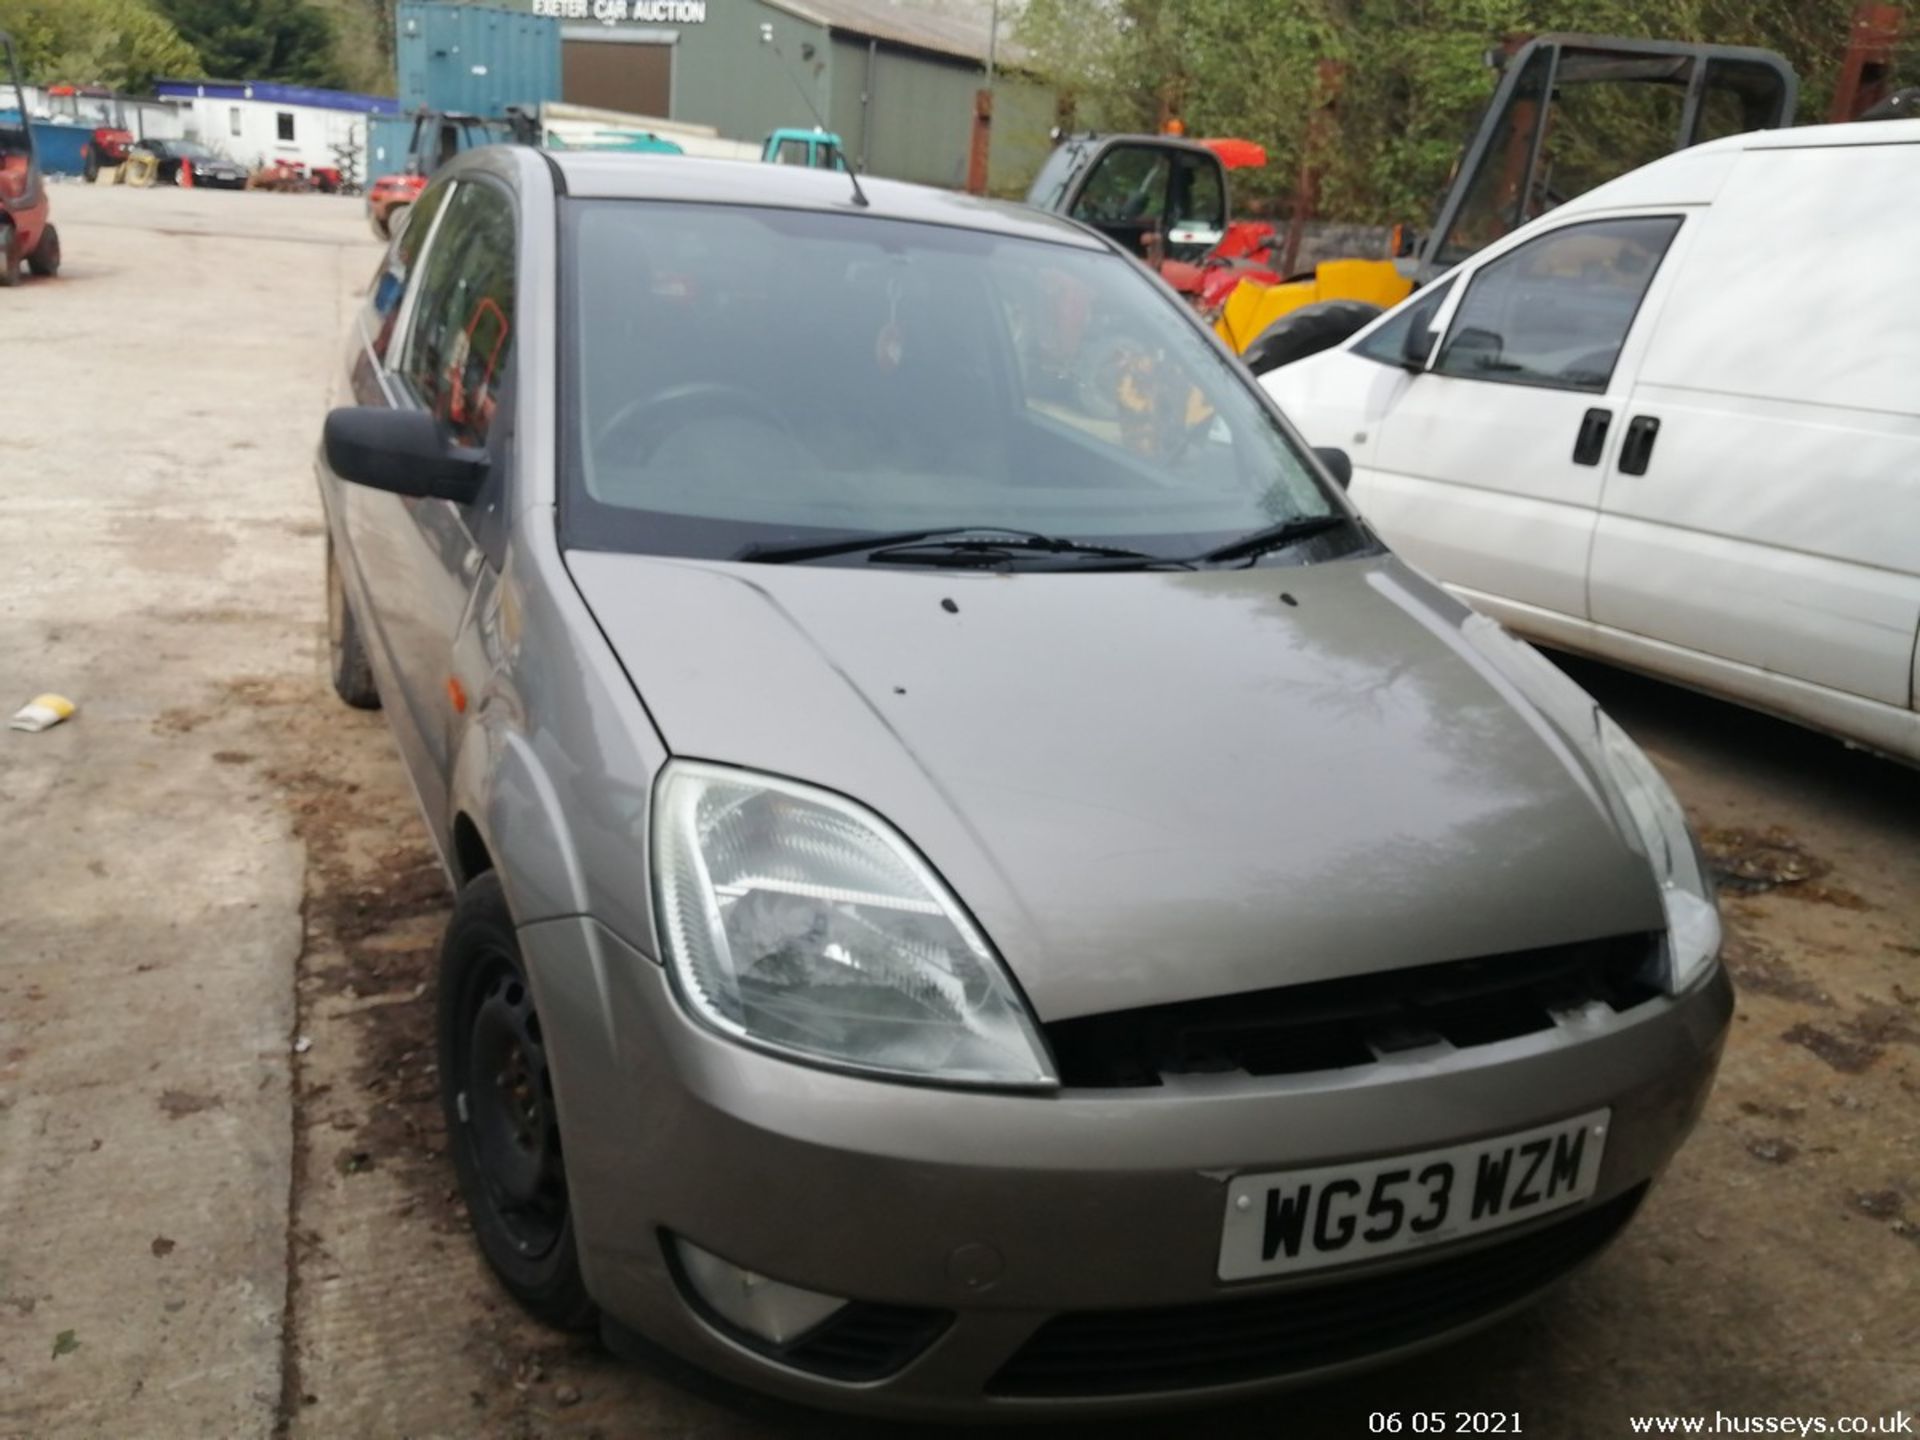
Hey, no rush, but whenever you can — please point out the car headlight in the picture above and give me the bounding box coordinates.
[1594,713,1720,992]
[651,761,1057,1089]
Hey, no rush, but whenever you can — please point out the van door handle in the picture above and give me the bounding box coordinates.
[1571,407,1611,466]
[1618,415,1661,475]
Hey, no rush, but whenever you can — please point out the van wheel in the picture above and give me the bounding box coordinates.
[0,223,20,289]
[438,872,596,1331]
[325,531,380,709]
[26,224,60,279]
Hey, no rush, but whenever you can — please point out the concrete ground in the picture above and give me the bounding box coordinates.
[0,185,1913,1440]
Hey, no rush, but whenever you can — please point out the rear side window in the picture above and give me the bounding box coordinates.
[397,182,516,447]
[366,178,455,360]
[1434,216,1681,393]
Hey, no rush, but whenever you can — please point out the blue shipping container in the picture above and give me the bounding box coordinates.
[395,2,561,118]
[0,113,94,176]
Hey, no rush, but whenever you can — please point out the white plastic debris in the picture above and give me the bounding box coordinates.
[293,1036,313,1054]
[10,694,76,733]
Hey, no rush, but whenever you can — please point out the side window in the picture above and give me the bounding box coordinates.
[397,183,515,447]
[1354,277,1456,368]
[1069,146,1169,225]
[1433,216,1681,393]
[366,178,455,360]
[228,107,242,137]
[774,138,808,165]
[276,112,295,143]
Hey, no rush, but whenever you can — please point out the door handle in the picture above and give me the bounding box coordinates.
[1572,407,1611,466]
[1618,415,1661,475]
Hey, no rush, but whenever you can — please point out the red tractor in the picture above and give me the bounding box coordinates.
[1025,133,1282,313]
[0,31,58,286]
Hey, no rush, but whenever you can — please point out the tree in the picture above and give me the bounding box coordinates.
[1014,0,1886,225]
[149,0,349,88]
[0,0,202,92]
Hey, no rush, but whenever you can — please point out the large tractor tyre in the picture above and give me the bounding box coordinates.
[437,872,596,1332]
[26,224,60,279]
[1243,300,1385,377]
[325,533,381,710]
[0,222,20,289]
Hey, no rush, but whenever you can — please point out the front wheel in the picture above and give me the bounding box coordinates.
[438,872,595,1330]
[26,224,60,279]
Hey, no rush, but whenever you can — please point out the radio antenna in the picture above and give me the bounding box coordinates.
[759,22,870,208]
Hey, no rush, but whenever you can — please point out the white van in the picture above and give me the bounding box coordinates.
[1262,119,1920,765]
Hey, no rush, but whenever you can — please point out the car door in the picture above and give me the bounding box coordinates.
[342,175,517,833]
[1588,140,1920,732]
[1361,213,1686,624]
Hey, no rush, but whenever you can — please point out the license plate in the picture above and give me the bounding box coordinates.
[1217,1109,1609,1280]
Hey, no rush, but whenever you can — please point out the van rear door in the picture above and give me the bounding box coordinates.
[1587,137,1920,753]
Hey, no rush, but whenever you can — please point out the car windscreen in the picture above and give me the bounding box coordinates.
[562,201,1338,563]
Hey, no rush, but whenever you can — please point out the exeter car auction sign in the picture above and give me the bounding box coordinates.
[533,0,708,20]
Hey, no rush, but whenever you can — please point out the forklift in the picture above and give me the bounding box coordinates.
[0,30,60,286]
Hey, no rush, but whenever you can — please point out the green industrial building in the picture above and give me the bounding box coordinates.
[463,0,1059,192]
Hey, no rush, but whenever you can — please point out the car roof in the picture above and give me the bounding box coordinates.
[543,151,1108,250]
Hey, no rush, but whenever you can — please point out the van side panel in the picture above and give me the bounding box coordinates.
[1589,142,1920,716]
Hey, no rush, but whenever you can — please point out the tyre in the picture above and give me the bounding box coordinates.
[0,222,20,289]
[325,531,381,709]
[26,224,60,279]
[438,872,595,1331]
[84,148,100,183]
[1243,299,1385,376]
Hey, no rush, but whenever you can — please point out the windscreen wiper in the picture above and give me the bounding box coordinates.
[868,535,1175,568]
[738,526,1173,568]
[1192,513,1356,566]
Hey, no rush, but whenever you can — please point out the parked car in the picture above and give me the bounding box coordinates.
[1262,119,1920,768]
[318,147,1729,1419]
[131,137,248,189]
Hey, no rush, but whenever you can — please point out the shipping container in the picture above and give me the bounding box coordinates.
[396,2,562,118]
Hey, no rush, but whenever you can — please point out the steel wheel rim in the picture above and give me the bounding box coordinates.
[459,950,568,1259]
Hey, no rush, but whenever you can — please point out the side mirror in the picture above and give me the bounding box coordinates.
[1313,446,1353,489]
[324,407,487,503]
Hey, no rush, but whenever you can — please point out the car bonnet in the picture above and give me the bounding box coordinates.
[566,549,1663,1023]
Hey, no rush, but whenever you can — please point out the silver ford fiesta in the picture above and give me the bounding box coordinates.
[317,145,1729,1419]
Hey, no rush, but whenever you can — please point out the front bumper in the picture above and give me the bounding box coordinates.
[521,917,1731,1419]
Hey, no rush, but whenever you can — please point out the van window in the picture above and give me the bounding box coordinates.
[1354,277,1456,368]
[1434,216,1680,393]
